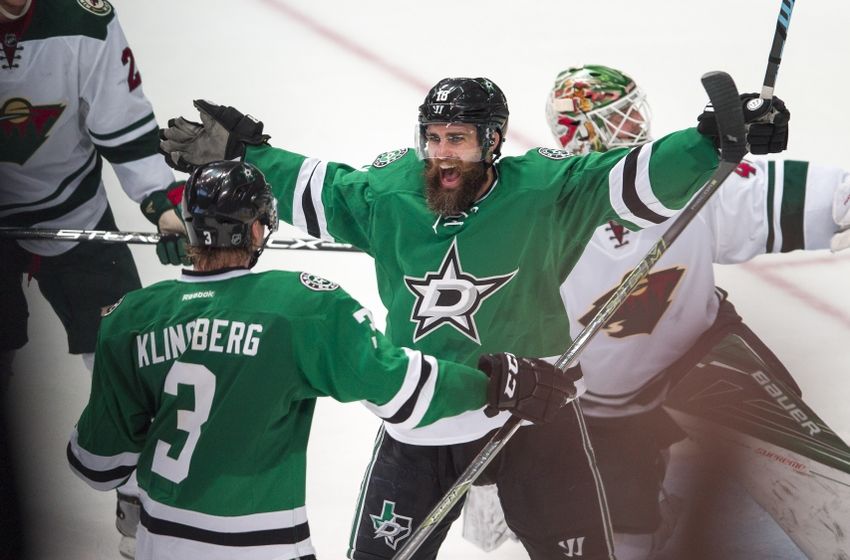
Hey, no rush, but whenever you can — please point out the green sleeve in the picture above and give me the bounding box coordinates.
[245,144,374,251]
[74,315,152,459]
[559,127,720,232]
[292,289,488,429]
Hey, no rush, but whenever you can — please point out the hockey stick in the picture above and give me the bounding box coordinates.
[391,71,748,560]
[0,227,361,252]
[761,0,794,101]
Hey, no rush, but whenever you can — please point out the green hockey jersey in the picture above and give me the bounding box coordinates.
[245,129,719,444]
[68,268,487,560]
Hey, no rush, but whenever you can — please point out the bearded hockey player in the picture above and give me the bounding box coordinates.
[464,64,850,559]
[66,160,573,560]
[159,74,789,559]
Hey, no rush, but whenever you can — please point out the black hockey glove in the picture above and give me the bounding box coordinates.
[158,99,270,173]
[697,92,790,155]
[478,352,582,424]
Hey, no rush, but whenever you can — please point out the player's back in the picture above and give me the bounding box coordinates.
[100,268,340,517]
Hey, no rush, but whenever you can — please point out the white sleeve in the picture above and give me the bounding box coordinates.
[79,15,175,202]
[706,158,849,263]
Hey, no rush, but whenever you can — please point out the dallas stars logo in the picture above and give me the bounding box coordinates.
[579,266,685,338]
[370,500,412,550]
[404,239,517,344]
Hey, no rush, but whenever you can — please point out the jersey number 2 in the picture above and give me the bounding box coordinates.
[121,47,142,92]
[151,362,216,483]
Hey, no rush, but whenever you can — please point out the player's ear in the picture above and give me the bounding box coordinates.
[252,220,265,246]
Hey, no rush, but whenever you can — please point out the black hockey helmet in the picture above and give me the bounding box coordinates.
[182,160,278,257]
[417,77,510,161]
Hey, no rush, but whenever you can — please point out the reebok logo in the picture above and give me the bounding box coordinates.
[558,536,585,556]
[182,291,215,301]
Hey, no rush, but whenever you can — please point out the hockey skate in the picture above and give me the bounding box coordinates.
[116,492,141,559]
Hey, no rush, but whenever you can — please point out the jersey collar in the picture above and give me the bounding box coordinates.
[180,267,252,283]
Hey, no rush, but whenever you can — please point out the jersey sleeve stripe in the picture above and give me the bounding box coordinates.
[382,352,432,424]
[392,355,438,431]
[292,158,331,241]
[609,143,678,228]
[779,160,808,252]
[67,441,136,490]
[88,112,156,144]
[765,161,777,252]
[361,347,424,419]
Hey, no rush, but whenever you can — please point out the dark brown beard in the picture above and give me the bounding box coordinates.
[423,160,489,215]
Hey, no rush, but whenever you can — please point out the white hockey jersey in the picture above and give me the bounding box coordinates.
[565,159,848,417]
[0,0,174,256]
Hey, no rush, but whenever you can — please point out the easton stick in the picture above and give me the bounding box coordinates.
[0,227,360,252]
[391,70,748,560]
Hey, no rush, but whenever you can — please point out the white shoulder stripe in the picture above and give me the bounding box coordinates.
[292,158,332,241]
[361,347,422,418]
[608,142,679,229]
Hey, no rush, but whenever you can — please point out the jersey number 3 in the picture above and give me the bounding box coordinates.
[151,362,216,483]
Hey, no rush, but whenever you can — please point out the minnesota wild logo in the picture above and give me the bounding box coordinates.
[76,0,112,16]
[0,98,65,165]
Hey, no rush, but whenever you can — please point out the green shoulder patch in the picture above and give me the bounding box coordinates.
[76,0,112,16]
[372,148,408,168]
[299,272,339,292]
[537,147,571,160]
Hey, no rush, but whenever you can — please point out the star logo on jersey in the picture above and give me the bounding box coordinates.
[370,500,412,550]
[579,266,685,338]
[0,98,65,165]
[404,238,517,344]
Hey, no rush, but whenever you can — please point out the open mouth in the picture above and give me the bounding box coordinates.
[439,163,462,189]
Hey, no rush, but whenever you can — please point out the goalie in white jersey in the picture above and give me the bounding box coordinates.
[463,64,850,559]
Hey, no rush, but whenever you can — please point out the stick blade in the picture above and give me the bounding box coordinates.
[701,71,748,163]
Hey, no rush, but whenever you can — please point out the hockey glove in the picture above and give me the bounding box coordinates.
[140,181,190,266]
[159,99,269,173]
[697,93,790,155]
[478,352,582,424]
[831,178,850,252]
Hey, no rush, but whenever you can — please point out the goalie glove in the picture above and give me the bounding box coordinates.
[159,99,270,173]
[831,178,850,253]
[478,352,583,424]
[697,93,790,155]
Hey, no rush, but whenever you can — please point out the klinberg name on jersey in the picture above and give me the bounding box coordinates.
[136,318,263,368]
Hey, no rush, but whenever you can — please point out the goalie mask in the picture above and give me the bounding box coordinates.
[182,161,278,263]
[417,77,509,163]
[546,65,651,154]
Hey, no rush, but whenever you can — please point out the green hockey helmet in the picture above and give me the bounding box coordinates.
[545,65,651,154]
